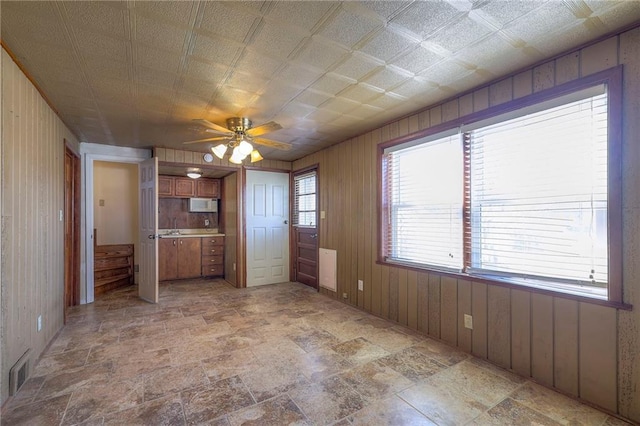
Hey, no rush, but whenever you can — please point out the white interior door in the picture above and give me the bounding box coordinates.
[138,157,158,302]
[246,170,290,287]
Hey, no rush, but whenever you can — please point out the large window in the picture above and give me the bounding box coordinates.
[381,68,622,302]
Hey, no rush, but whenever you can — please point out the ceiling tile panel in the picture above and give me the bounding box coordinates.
[84,56,129,82]
[317,6,382,48]
[319,97,360,114]
[338,83,381,104]
[73,29,128,62]
[272,64,324,88]
[362,67,411,91]
[133,1,194,26]
[428,15,493,53]
[477,0,547,27]
[390,1,465,39]
[266,1,336,32]
[233,49,283,79]
[366,92,406,110]
[390,78,439,99]
[456,34,531,75]
[248,23,307,60]
[137,68,179,90]
[347,104,385,120]
[504,2,577,41]
[179,77,218,100]
[390,45,443,74]
[310,74,353,96]
[225,70,269,93]
[137,46,183,74]
[280,101,318,119]
[292,37,349,71]
[199,2,260,43]
[135,15,188,53]
[294,90,333,108]
[191,34,243,66]
[1,12,70,50]
[184,59,228,83]
[62,1,126,39]
[419,60,473,86]
[359,27,417,63]
[355,1,411,21]
[331,53,382,81]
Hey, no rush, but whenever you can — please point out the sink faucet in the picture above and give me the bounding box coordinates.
[171,217,179,235]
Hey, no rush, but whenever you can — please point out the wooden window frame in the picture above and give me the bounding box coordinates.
[378,65,628,309]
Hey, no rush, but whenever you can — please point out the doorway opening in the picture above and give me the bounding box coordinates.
[64,144,81,321]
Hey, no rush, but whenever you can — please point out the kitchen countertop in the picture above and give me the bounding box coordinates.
[158,229,225,238]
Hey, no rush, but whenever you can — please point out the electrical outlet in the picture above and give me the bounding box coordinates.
[358,280,363,291]
[204,219,210,227]
[37,315,42,332]
[464,314,473,330]
[342,292,348,299]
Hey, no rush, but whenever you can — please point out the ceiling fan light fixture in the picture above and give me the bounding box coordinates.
[211,144,227,159]
[250,149,263,163]
[229,147,245,164]
[238,140,253,156]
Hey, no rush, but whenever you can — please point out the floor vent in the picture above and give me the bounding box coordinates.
[9,349,31,396]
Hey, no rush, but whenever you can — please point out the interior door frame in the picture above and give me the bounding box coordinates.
[64,142,81,321]
[242,166,291,288]
[80,143,151,304]
[290,164,319,289]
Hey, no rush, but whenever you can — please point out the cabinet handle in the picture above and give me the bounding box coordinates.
[210,249,216,253]
[173,240,176,246]
[210,239,216,243]
[210,259,215,262]
[180,240,183,245]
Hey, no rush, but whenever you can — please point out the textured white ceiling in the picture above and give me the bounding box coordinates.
[2,1,639,161]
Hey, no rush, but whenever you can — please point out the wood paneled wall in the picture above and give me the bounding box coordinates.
[293,28,640,422]
[154,147,292,172]
[1,50,80,403]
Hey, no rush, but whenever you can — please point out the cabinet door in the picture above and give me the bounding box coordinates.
[158,176,175,197]
[175,178,196,197]
[197,179,220,198]
[159,238,178,281]
[178,238,202,278]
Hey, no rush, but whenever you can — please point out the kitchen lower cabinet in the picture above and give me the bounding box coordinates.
[201,236,224,277]
[159,237,202,280]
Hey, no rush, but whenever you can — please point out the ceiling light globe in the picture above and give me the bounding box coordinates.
[238,140,253,156]
[211,144,227,159]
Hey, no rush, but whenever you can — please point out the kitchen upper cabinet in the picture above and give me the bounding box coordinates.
[158,176,175,197]
[197,179,220,198]
[158,175,220,198]
[159,237,202,280]
[174,178,196,197]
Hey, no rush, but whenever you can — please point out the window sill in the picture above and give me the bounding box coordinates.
[376,259,632,311]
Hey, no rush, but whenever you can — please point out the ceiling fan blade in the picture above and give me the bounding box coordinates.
[252,137,292,151]
[192,119,233,135]
[246,121,282,137]
[182,136,229,145]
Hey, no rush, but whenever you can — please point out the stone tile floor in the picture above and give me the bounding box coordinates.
[1,279,633,425]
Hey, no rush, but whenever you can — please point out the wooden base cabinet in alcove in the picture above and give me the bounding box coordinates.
[159,238,202,280]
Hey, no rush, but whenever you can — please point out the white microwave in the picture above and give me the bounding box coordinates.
[189,198,217,213]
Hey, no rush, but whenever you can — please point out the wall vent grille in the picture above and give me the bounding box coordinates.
[9,349,31,396]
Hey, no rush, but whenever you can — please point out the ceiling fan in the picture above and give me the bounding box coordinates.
[183,117,291,164]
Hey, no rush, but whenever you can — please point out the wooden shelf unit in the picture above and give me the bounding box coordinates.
[94,243,134,296]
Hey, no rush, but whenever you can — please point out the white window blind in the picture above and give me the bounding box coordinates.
[293,171,317,227]
[466,88,608,288]
[384,134,463,270]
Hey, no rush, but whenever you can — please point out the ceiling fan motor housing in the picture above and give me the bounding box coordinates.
[227,117,252,134]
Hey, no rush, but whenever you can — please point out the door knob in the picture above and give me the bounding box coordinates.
[148,234,156,239]
[310,234,317,239]
[284,220,288,224]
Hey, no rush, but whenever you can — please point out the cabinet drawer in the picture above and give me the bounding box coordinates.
[202,246,223,256]
[201,255,223,265]
[202,265,224,276]
[201,237,224,249]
